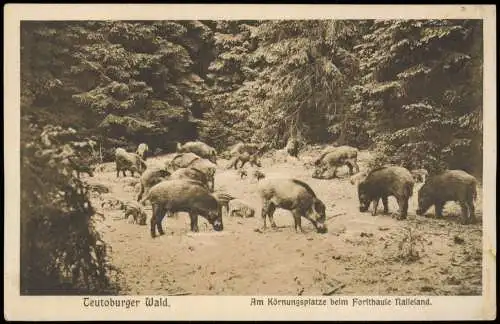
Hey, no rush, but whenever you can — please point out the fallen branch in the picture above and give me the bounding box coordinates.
[323,283,346,296]
[327,212,346,220]
[169,292,192,296]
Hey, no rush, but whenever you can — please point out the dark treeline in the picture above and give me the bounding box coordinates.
[21,19,483,175]
[19,19,483,294]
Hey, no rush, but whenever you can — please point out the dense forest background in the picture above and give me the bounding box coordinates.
[21,19,483,175]
[19,19,483,295]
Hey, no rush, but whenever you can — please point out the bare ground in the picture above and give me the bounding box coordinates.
[88,149,483,296]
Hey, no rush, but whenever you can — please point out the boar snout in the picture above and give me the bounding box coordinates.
[213,218,223,231]
[316,223,328,234]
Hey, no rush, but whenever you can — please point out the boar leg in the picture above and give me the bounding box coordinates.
[150,204,160,238]
[261,202,269,229]
[397,197,409,219]
[467,199,476,224]
[459,202,470,224]
[267,205,278,229]
[137,185,145,202]
[189,213,199,232]
[261,202,277,229]
[371,199,379,216]
[151,205,167,237]
[156,209,166,236]
[381,196,389,214]
[346,162,354,176]
[331,166,338,178]
[116,169,120,178]
[292,211,304,233]
[122,170,127,177]
[353,161,360,174]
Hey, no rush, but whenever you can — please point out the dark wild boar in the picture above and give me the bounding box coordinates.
[142,179,224,238]
[258,178,327,233]
[253,170,266,181]
[66,155,95,178]
[416,170,478,224]
[169,167,212,192]
[136,167,171,202]
[286,138,299,158]
[357,166,414,219]
[166,153,216,191]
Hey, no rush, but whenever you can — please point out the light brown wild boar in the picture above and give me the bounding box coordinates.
[229,199,256,218]
[142,179,223,238]
[136,143,149,160]
[411,169,429,183]
[227,142,267,169]
[177,141,217,164]
[258,178,327,234]
[227,151,262,169]
[115,148,147,178]
[286,138,299,158]
[312,145,360,179]
[416,170,478,224]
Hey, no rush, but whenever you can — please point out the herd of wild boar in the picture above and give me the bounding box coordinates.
[71,138,480,238]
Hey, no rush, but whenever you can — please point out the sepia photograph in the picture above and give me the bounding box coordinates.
[4,4,496,321]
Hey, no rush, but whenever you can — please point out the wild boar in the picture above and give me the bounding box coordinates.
[177,141,217,164]
[227,152,262,169]
[227,142,267,169]
[136,143,149,160]
[167,153,216,190]
[238,169,248,179]
[169,167,212,192]
[229,199,256,218]
[253,170,266,181]
[312,145,360,179]
[136,167,171,202]
[122,200,148,225]
[142,179,224,238]
[66,155,95,178]
[416,170,478,224]
[286,138,299,158]
[229,142,267,156]
[357,166,414,219]
[115,148,147,178]
[167,152,202,171]
[411,169,429,183]
[258,178,327,233]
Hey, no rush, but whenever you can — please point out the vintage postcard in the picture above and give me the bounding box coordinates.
[4,4,496,321]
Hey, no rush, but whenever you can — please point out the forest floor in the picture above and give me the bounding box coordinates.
[88,148,483,296]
